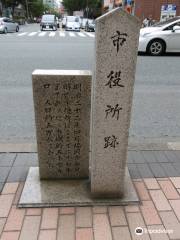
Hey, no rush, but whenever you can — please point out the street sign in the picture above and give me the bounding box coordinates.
[160,4,176,21]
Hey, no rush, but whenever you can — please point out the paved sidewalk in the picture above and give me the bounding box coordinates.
[1,151,180,192]
[0,151,180,239]
[1,178,180,239]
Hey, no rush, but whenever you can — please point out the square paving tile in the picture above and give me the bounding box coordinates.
[127,151,134,164]
[0,154,16,166]
[0,167,11,182]
[148,163,167,178]
[141,151,157,163]
[164,151,180,163]
[131,151,145,164]
[136,163,154,178]
[172,163,180,175]
[160,163,180,177]
[0,183,4,193]
[7,166,30,182]
[128,164,141,179]
[13,153,38,167]
[153,151,169,163]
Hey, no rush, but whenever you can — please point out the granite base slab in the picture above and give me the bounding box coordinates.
[18,167,139,207]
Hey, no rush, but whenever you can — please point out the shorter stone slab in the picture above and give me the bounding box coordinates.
[33,70,91,179]
[18,167,139,207]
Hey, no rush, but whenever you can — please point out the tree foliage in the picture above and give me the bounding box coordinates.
[1,0,24,13]
[28,0,45,17]
[62,0,102,16]
[1,0,46,18]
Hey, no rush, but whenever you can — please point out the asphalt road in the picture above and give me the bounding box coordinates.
[0,24,180,148]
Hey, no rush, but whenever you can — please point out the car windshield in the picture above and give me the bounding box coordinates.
[67,17,79,22]
[42,15,54,21]
[152,17,180,27]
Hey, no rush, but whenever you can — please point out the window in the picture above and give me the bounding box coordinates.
[42,15,55,22]
[153,17,180,27]
[163,21,180,31]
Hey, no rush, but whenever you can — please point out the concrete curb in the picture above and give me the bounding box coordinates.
[0,143,37,153]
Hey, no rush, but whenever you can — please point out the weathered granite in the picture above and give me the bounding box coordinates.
[90,8,140,197]
[18,167,139,207]
[32,70,91,179]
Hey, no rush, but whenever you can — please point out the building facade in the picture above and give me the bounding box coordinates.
[103,0,135,14]
[103,0,180,22]
[103,0,122,10]
[43,0,59,10]
[135,0,180,21]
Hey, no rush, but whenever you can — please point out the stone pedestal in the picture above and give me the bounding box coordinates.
[18,167,139,207]
[90,9,140,197]
[32,70,91,179]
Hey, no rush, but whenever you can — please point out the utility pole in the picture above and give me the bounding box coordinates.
[86,0,89,18]
[25,0,30,20]
[121,0,125,10]
[113,0,115,8]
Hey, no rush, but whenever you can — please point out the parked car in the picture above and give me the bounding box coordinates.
[40,14,58,31]
[138,17,180,55]
[0,17,19,34]
[85,19,95,32]
[65,16,80,31]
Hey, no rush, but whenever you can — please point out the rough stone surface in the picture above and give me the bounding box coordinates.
[18,167,139,207]
[32,70,91,179]
[90,8,140,197]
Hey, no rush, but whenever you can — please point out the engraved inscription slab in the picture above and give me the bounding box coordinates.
[90,9,140,197]
[32,70,91,179]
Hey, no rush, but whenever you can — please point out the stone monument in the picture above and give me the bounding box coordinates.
[90,8,140,197]
[32,70,91,179]
[19,8,140,207]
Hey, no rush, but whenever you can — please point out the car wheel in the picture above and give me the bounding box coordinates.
[4,28,7,34]
[41,27,43,31]
[16,26,19,32]
[147,39,165,56]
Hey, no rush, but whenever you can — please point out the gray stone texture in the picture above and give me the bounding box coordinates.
[19,167,139,207]
[32,70,91,179]
[90,9,140,197]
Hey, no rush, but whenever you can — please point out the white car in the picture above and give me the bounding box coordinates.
[0,17,19,34]
[65,16,80,32]
[138,17,180,55]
